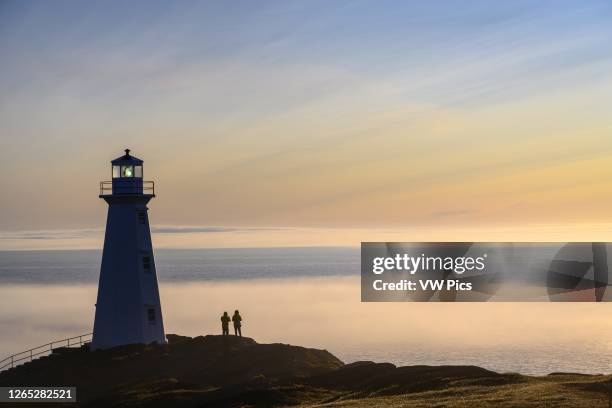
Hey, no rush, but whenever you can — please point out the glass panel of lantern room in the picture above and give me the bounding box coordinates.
[121,165,134,177]
[135,165,143,178]
[112,165,120,178]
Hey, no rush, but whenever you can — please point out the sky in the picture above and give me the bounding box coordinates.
[1,0,612,248]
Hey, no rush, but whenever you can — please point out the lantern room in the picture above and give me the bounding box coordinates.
[112,149,143,179]
[100,149,154,196]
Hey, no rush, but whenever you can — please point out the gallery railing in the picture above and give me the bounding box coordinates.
[99,180,154,196]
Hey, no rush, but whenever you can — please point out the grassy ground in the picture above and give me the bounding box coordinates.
[300,375,612,408]
[2,336,610,407]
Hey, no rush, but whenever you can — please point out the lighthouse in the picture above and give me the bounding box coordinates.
[92,149,166,350]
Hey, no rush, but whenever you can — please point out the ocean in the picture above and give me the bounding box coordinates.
[0,247,611,376]
[0,248,358,284]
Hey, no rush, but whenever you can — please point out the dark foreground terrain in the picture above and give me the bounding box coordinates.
[1,334,611,407]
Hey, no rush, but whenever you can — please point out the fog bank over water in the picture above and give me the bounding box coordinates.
[1,278,611,375]
[4,223,612,250]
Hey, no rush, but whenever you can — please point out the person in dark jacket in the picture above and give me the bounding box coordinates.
[232,310,242,337]
[221,311,231,336]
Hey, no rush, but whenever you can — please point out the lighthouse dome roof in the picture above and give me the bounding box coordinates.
[111,149,143,164]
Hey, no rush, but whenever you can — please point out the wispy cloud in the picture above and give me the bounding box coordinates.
[0,230,102,241]
[151,226,288,234]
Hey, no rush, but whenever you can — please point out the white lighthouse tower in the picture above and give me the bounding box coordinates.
[92,149,166,350]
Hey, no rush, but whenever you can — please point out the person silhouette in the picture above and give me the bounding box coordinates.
[221,311,230,336]
[232,310,242,337]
